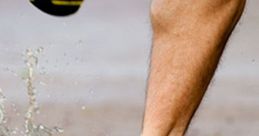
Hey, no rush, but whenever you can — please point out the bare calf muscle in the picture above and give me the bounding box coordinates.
[142,0,246,136]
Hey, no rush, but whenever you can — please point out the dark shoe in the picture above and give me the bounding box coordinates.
[30,0,83,16]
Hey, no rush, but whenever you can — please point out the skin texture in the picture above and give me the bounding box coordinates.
[142,0,246,136]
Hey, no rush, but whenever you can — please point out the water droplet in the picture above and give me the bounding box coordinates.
[81,106,86,110]
[36,47,44,54]
[39,81,47,86]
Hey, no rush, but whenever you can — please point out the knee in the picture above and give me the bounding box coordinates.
[150,0,246,33]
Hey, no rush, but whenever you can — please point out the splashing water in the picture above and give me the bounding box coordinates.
[24,48,64,136]
[0,48,64,136]
[0,88,12,136]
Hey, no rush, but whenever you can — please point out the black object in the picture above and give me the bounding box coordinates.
[30,0,83,16]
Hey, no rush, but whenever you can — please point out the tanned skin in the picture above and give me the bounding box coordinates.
[142,0,246,136]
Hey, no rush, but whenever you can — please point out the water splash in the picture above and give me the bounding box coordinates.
[0,88,12,136]
[0,48,64,136]
[23,48,63,136]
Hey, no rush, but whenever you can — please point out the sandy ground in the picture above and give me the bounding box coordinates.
[3,76,259,136]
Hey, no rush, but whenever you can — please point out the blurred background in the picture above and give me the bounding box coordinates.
[0,0,258,136]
